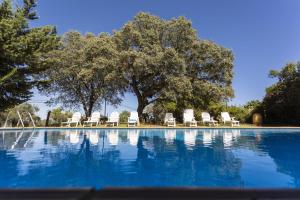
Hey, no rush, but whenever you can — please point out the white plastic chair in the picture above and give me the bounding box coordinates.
[201,112,218,126]
[62,112,81,127]
[183,109,197,127]
[128,111,139,127]
[221,112,240,127]
[83,112,100,127]
[164,113,176,127]
[107,111,120,127]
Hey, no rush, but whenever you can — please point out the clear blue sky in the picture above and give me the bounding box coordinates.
[16,0,300,118]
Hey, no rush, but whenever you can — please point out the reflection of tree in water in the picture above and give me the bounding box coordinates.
[258,133,300,187]
[0,129,243,187]
[135,134,243,187]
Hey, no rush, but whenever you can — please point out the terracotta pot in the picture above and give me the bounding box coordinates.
[252,113,262,126]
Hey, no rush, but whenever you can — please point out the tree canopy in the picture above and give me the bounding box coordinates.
[40,31,124,117]
[0,0,59,111]
[262,62,300,125]
[114,12,234,118]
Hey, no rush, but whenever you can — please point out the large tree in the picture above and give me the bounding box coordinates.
[114,12,234,118]
[262,62,300,125]
[0,0,59,111]
[40,31,123,117]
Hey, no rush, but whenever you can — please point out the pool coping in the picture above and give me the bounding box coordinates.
[1,187,300,199]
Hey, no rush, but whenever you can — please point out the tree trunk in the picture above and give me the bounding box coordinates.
[137,103,145,119]
[137,99,148,123]
[83,101,94,118]
[130,77,148,123]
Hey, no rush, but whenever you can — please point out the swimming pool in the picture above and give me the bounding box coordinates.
[0,128,299,188]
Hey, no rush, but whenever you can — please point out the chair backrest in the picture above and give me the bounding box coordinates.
[183,109,194,122]
[221,112,231,121]
[72,112,81,122]
[110,111,119,119]
[201,112,211,121]
[164,113,174,123]
[90,112,101,122]
[129,111,138,121]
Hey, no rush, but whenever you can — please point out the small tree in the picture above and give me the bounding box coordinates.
[40,31,124,117]
[49,108,73,126]
[119,110,130,123]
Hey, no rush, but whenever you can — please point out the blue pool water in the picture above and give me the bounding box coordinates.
[0,128,300,188]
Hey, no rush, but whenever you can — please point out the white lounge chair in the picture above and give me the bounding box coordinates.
[61,112,81,127]
[221,112,240,127]
[164,113,176,127]
[107,111,120,127]
[183,109,197,127]
[83,112,100,127]
[128,111,139,127]
[201,112,218,126]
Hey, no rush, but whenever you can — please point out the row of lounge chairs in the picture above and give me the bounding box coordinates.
[164,109,239,127]
[61,109,240,127]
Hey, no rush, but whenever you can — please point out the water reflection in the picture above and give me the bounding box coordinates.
[0,130,38,150]
[164,130,176,143]
[184,129,197,148]
[0,128,300,188]
[68,130,80,144]
[127,130,139,146]
[203,130,213,147]
[107,130,119,145]
[86,130,99,145]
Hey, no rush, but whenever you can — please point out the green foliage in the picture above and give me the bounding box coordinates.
[114,12,234,117]
[119,110,130,123]
[48,108,72,126]
[0,103,41,127]
[226,106,249,123]
[40,31,124,117]
[0,0,59,111]
[262,62,300,125]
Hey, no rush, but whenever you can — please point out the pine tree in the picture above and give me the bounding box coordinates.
[0,0,59,111]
